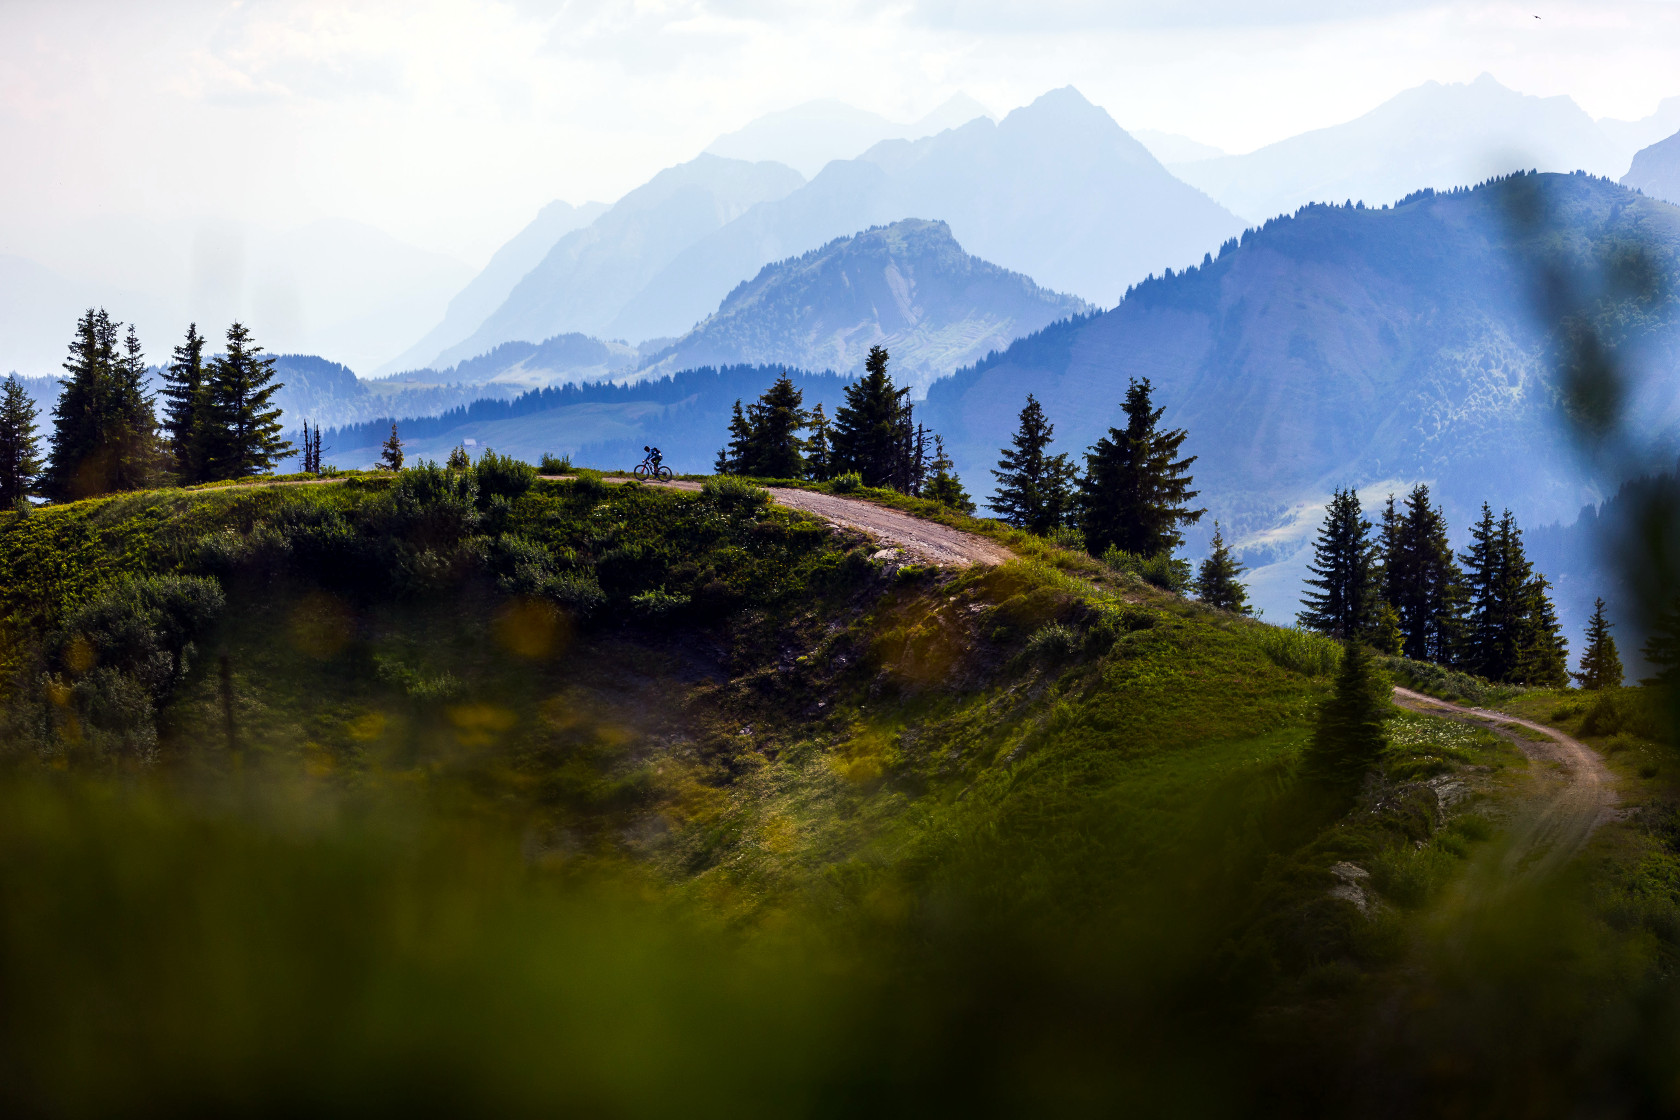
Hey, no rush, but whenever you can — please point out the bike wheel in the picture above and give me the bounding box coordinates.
[633,464,651,480]
[656,466,674,481]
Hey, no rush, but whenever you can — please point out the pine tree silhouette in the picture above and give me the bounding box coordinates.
[990,394,1076,535]
[0,378,43,506]
[1193,522,1250,613]
[1573,597,1623,690]
[1077,377,1203,558]
[1298,488,1374,640]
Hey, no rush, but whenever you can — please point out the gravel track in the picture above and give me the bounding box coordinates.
[1392,686,1619,882]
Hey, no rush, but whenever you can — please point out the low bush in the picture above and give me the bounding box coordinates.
[539,453,572,473]
[1100,546,1190,593]
[1379,655,1526,707]
[473,450,537,503]
[829,472,863,494]
[1025,621,1080,664]
[1369,842,1460,908]
[1048,525,1085,552]
[702,475,771,515]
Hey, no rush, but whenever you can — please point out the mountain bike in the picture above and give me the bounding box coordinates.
[634,448,673,481]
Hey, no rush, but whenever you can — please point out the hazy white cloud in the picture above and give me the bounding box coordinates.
[0,0,1675,270]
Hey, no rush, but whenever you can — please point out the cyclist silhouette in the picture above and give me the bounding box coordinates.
[635,446,672,481]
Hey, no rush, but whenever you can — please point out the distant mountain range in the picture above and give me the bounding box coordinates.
[915,172,1680,626]
[1624,129,1680,206]
[704,95,992,179]
[1171,75,1633,223]
[378,200,609,375]
[433,156,806,369]
[415,87,1241,371]
[637,220,1088,391]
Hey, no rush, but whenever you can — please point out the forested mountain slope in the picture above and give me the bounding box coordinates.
[920,172,1680,619]
[637,220,1087,391]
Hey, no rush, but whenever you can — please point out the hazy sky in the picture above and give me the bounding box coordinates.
[3,0,1678,267]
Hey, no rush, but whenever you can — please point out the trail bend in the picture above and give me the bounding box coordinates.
[1391,686,1619,884]
[191,474,1014,569]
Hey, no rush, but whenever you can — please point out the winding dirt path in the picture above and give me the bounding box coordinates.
[1392,686,1618,883]
[533,476,1010,568]
[203,473,1011,568]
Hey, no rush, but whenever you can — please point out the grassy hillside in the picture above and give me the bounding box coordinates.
[3,473,1680,1113]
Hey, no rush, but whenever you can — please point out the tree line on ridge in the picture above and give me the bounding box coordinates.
[0,310,290,502]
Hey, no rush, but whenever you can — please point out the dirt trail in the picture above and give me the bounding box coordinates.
[1392,686,1618,883]
[195,473,1013,568]
[614,479,1012,567]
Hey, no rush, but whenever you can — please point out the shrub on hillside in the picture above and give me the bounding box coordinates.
[386,461,480,549]
[829,472,863,494]
[1048,525,1085,552]
[1101,546,1189,593]
[539,453,572,473]
[473,450,537,503]
[702,475,771,515]
[1026,621,1080,664]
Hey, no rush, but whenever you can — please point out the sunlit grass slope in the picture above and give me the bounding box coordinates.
[0,474,1538,1113]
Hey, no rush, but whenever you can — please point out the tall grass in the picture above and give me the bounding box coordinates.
[1252,625,1343,677]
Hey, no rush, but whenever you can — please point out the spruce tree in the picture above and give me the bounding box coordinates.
[1572,597,1623,690]
[1380,485,1464,664]
[1460,507,1545,682]
[805,403,834,482]
[1515,573,1569,687]
[0,378,43,506]
[45,309,160,499]
[1193,522,1250,613]
[1300,641,1390,792]
[739,373,808,478]
[1077,377,1203,558]
[111,325,162,491]
[830,346,910,487]
[205,322,289,479]
[1298,488,1375,640]
[990,394,1077,535]
[379,423,404,471]
[1643,599,1680,688]
[715,400,749,474]
[924,435,974,513]
[160,323,211,483]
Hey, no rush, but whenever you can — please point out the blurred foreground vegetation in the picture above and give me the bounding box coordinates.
[2,470,1680,1115]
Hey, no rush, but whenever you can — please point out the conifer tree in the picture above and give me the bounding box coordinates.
[990,394,1077,535]
[715,400,750,474]
[160,323,211,482]
[1379,485,1464,664]
[1572,597,1623,690]
[805,403,834,482]
[739,373,808,478]
[379,423,404,471]
[0,377,43,506]
[1300,640,1390,791]
[1515,573,1570,687]
[1193,522,1250,613]
[1373,602,1404,656]
[1460,506,1547,682]
[1077,377,1203,558]
[45,309,161,499]
[1298,488,1375,640]
[830,346,911,488]
[111,324,162,491]
[1643,599,1680,688]
[924,435,974,513]
[204,322,289,479]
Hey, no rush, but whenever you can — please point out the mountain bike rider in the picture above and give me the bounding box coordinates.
[643,445,663,472]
